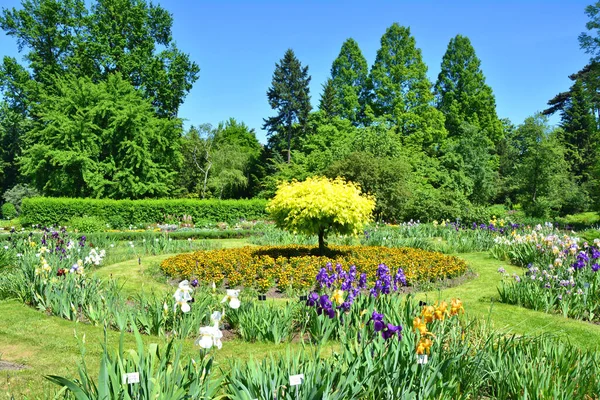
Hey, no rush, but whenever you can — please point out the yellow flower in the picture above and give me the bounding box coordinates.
[413,317,427,335]
[421,305,435,323]
[434,301,448,321]
[416,336,433,355]
[332,289,345,306]
[449,298,464,316]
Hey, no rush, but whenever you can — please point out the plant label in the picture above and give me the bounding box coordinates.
[122,372,140,384]
[289,374,304,386]
[417,354,428,364]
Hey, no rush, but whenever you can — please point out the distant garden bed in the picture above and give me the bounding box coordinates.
[160,245,468,292]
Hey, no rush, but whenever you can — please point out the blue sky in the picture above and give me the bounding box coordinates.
[0,0,592,143]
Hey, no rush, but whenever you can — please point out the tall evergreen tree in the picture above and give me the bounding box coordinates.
[434,35,502,142]
[263,49,312,163]
[367,23,446,149]
[559,79,599,182]
[329,38,368,125]
[319,78,339,119]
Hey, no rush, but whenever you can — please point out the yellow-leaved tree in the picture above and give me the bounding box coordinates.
[267,177,376,253]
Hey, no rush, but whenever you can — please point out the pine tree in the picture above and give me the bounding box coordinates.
[560,79,599,182]
[330,38,368,125]
[263,49,312,163]
[367,23,446,149]
[319,78,339,118]
[434,35,502,142]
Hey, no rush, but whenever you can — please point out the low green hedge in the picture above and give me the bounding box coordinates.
[20,197,268,227]
[0,229,259,243]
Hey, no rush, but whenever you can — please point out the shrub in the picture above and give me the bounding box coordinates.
[1,203,17,220]
[68,216,107,233]
[160,245,468,292]
[2,184,39,214]
[20,197,268,226]
[267,177,375,252]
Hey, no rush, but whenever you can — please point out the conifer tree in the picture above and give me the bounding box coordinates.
[367,23,446,149]
[330,38,369,125]
[263,49,312,163]
[559,79,599,182]
[319,78,339,119]
[434,35,502,142]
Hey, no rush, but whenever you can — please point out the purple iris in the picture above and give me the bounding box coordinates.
[306,292,319,307]
[394,268,407,288]
[371,311,385,331]
[381,323,403,340]
[358,273,367,289]
[592,263,600,272]
[191,279,198,287]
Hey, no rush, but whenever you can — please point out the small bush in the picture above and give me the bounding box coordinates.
[68,216,107,233]
[160,245,468,292]
[1,203,17,220]
[2,184,39,214]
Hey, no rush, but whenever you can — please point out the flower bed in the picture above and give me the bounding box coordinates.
[159,245,468,292]
[497,237,600,321]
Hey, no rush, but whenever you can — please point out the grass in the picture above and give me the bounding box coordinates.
[92,238,253,297]
[4,240,600,397]
[0,299,315,398]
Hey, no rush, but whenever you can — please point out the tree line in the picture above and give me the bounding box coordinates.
[0,0,599,221]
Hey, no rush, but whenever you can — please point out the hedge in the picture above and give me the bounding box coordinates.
[0,229,258,243]
[20,197,268,227]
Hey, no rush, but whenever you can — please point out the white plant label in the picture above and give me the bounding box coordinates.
[417,354,428,364]
[122,372,140,384]
[289,374,304,386]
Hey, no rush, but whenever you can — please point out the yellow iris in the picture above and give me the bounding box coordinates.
[413,317,427,335]
[332,289,345,305]
[449,298,464,316]
[416,336,433,355]
[421,305,435,323]
[434,301,448,321]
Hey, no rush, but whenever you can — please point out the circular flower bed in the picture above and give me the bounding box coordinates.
[160,245,468,292]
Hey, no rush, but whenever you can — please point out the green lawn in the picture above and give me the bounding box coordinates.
[92,238,253,296]
[3,242,600,397]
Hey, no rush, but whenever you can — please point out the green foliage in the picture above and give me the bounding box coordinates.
[329,38,369,125]
[367,23,446,149]
[0,0,199,118]
[579,1,600,62]
[1,202,17,220]
[47,331,221,399]
[434,35,503,142]
[20,197,268,226]
[515,115,573,217]
[19,74,183,198]
[267,177,375,250]
[0,102,29,193]
[318,78,339,118]
[68,216,107,233]
[440,123,499,205]
[232,302,296,344]
[326,152,411,222]
[2,183,39,214]
[559,80,599,183]
[263,49,312,163]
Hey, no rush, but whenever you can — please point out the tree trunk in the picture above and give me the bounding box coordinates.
[318,229,325,254]
[287,124,292,163]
